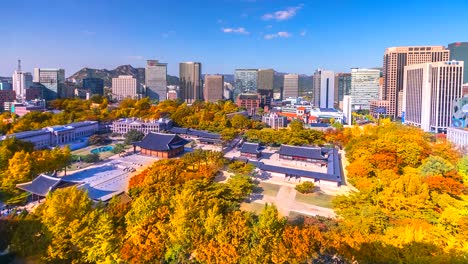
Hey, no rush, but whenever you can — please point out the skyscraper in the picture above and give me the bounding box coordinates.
[334,73,351,108]
[283,74,299,98]
[448,42,468,84]
[145,60,167,101]
[83,78,104,95]
[112,75,137,100]
[350,68,380,110]
[402,61,464,133]
[204,75,224,103]
[257,69,274,90]
[33,68,65,101]
[370,46,449,118]
[234,69,258,98]
[179,62,202,104]
[313,69,335,108]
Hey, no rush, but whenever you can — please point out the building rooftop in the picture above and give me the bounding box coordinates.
[134,132,190,151]
[240,142,261,154]
[16,174,63,197]
[278,145,327,160]
[1,129,49,140]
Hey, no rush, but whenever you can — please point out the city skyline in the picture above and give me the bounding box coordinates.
[2,0,468,76]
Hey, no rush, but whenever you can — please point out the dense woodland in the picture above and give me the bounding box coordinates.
[0,99,466,263]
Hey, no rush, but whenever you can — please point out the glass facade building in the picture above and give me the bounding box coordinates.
[83,78,104,95]
[234,69,258,99]
[179,62,202,104]
[335,73,351,106]
[145,60,168,101]
[448,42,468,84]
[33,68,65,101]
[350,68,380,110]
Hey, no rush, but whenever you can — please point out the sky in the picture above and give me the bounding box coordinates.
[2,0,468,77]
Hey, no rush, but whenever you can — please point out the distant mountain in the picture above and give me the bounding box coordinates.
[68,65,180,87]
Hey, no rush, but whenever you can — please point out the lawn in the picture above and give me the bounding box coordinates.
[240,202,266,215]
[257,182,280,197]
[295,191,334,209]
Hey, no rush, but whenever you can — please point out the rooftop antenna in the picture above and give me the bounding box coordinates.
[17,59,21,72]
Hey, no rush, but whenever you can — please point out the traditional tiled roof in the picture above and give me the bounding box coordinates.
[240,142,261,154]
[16,174,62,196]
[278,145,327,160]
[134,133,190,151]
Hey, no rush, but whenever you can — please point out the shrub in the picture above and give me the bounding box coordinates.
[82,153,100,163]
[295,181,315,194]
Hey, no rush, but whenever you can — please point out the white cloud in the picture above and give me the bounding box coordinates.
[264,31,292,40]
[300,30,307,36]
[125,55,144,60]
[262,5,303,21]
[222,27,250,34]
[82,30,96,36]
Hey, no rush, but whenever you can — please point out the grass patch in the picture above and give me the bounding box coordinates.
[257,182,280,197]
[295,191,334,208]
[240,202,265,215]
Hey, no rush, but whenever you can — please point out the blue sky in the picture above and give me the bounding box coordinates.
[2,0,468,77]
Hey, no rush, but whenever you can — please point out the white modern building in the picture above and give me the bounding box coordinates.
[403,61,464,133]
[111,118,172,135]
[313,69,335,109]
[447,127,468,153]
[145,60,167,101]
[283,74,299,98]
[350,68,380,110]
[1,121,99,149]
[12,71,33,100]
[262,112,287,129]
[342,95,352,125]
[112,75,138,100]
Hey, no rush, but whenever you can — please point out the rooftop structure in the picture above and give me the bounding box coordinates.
[111,118,173,135]
[240,142,261,159]
[134,133,190,158]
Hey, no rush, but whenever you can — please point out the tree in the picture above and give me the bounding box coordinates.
[82,153,100,163]
[456,156,468,184]
[2,151,34,190]
[295,181,316,194]
[419,156,455,177]
[231,114,250,130]
[88,134,109,145]
[289,119,304,132]
[111,143,126,154]
[124,129,145,145]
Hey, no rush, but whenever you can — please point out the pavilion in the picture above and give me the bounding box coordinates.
[16,174,75,200]
[133,132,191,158]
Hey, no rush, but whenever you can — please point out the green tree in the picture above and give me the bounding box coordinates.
[124,129,145,145]
[419,156,455,177]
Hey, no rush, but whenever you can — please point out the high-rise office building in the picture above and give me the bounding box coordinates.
[12,71,32,100]
[179,62,202,104]
[402,61,464,133]
[204,75,224,103]
[257,69,274,90]
[234,69,258,99]
[145,60,167,101]
[350,68,380,110]
[33,68,65,101]
[334,73,351,108]
[370,46,449,118]
[448,42,468,84]
[313,69,335,108]
[112,75,138,100]
[0,81,12,91]
[83,78,104,95]
[283,74,299,98]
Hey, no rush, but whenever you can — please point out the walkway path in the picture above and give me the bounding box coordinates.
[250,184,336,218]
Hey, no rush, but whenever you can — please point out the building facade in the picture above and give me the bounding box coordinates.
[335,73,351,109]
[111,118,172,135]
[12,71,33,100]
[204,75,224,102]
[313,69,335,108]
[112,75,138,100]
[283,74,299,98]
[0,121,98,149]
[0,90,16,111]
[179,62,202,104]
[262,112,287,129]
[448,42,468,84]
[403,61,464,133]
[134,133,190,158]
[236,93,261,116]
[447,127,468,154]
[33,68,65,101]
[83,78,104,95]
[234,69,258,99]
[145,60,167,101]
[371,46,449,118]
[350,68,380,110]
[257,69,274,90]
